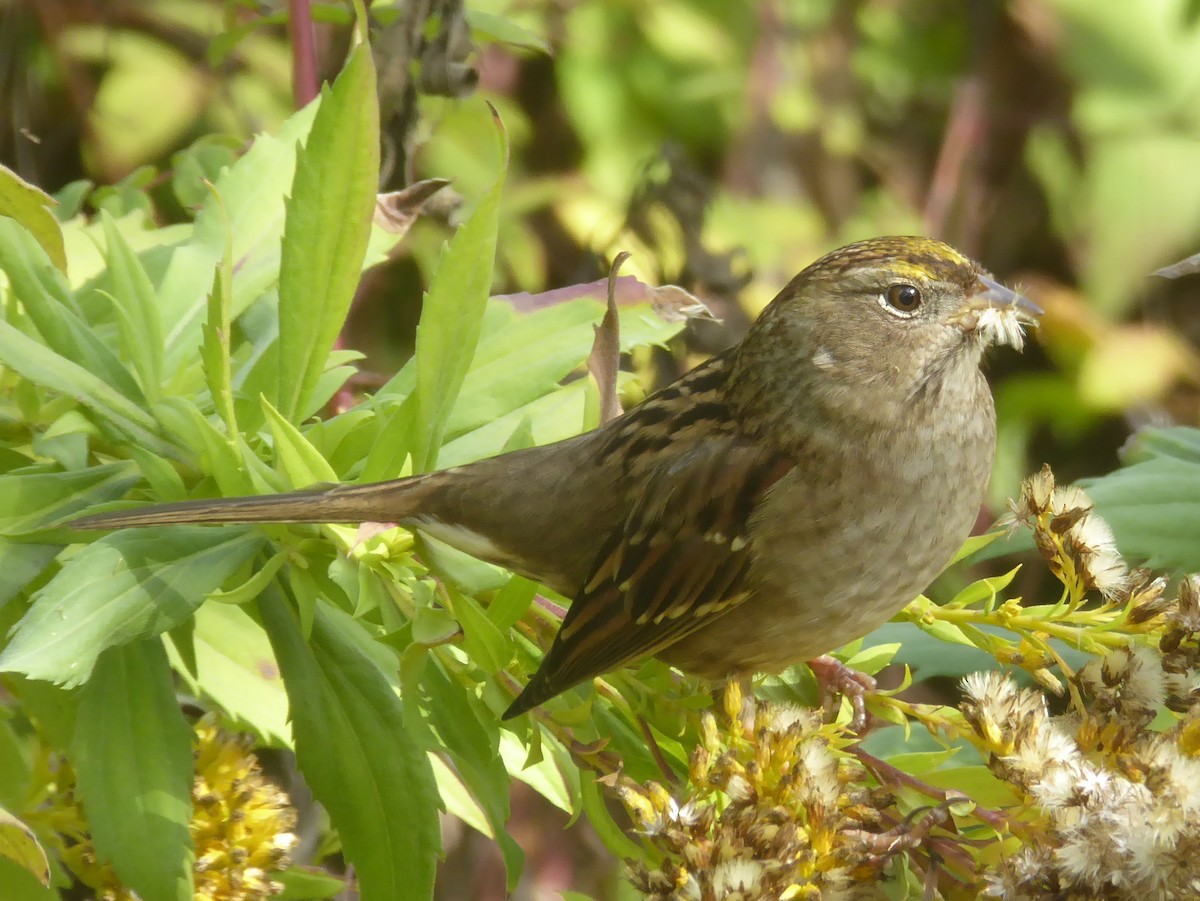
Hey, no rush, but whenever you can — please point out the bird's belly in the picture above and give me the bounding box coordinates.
[663,441,989,677]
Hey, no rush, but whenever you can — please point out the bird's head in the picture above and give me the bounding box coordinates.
[729,236,1040,435]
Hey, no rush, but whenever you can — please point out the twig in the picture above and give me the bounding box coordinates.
[851,747,1011,832]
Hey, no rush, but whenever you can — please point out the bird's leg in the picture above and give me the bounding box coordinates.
[808,655,876,733]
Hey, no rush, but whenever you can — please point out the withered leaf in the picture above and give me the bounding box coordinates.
[587,252,629,425]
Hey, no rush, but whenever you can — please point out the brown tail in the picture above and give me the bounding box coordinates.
[68,477,433,530]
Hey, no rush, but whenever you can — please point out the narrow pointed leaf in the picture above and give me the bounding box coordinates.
[262,397,338,485]
[0,461,139,536]
[259,583,441,901]
[390,107,508,475]
[276,45,379,421]
[72,640,194,901]
[0,320,173,457]
[0,218,142,400]
[99,212,164,400]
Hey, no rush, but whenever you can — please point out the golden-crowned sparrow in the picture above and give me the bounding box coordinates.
[71,236,1038,719]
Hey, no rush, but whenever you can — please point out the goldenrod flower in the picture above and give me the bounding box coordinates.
[191,717,298,901]
[1006,465,1128,600]
[46,716,298,901]
[620,686,894,900]
[964,641,1200,899]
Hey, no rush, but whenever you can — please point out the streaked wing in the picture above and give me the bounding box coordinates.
[504,439,793,717]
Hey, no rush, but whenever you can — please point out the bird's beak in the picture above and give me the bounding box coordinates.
[972,275,1043,318]
[952,275,1041,350]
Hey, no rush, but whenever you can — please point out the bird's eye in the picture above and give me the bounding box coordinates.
[881,283,922,316]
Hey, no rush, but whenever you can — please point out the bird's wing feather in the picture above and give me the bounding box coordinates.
[504,439,793,717]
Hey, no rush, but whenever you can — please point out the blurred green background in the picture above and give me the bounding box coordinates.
[3,0,1200,897]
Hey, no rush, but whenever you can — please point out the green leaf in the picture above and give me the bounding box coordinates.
[1084,454,1200,570]
[99,211,164,400]
[435,376,598,469]
[274,867,347,900]
[170,135,242,210]
[1120,425,1200,466]
[465,9,551,54]
[359,395,416,482]
[420,661,523,886]
[170,602,291,745]
[276,44,380,421]
[842,642,900,676]
[0,218,144,401]
[0,856,58,901]
[5,677,78,752]
[0,807,49,888]
[258,583,441,901]
[127,446,187,502]
[400,107,508,474]
[487,576,537,631]
[922,765,1020,808]
[442,296,684,442]
[412,604,459,645]
[72,640,194,901]
[948,530,1004,565]
[208,551,287,606]
[163,105,317,365]
[0,320,174,458]
[498,730,576,814]
[0,539,55,609]
[0,462,140,536]
[944,566,1021,610]
[428,754,492,835]
[54,179,91,218]
[200,199,237,436]
[885,747,961,776]
[0,527,263,687]
[0,717,30,809]
[579,770,643,860]
[153,398,257,496]
[420,664,504,811]
[447,586,511,676]
[262,397,339,485]
[418,532,509,595]
[896,601,981,650]
[864,623,994,681]
[0,164,66,271]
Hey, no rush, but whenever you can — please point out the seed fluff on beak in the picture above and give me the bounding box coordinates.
[957,275,1042,351]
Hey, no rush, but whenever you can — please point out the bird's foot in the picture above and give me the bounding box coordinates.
[808,655,876,733]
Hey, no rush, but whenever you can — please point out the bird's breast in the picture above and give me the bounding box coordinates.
[666,382,996,676]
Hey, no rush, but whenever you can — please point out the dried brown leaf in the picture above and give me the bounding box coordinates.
[588,252,628,425]
[373,178,452,234]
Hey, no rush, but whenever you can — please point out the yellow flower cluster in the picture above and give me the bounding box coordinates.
[191,717,299,901]
[618,683,896,901]
[45,716,298,901]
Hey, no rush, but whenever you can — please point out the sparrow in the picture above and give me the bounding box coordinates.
[71,236,1038,719]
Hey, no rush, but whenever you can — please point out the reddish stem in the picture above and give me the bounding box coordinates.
[852,747,1011,832]
[288,0,319,108]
